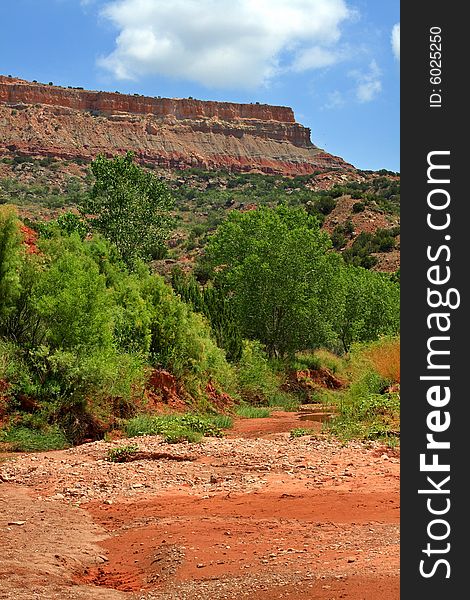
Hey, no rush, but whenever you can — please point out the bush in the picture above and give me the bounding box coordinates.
[326,338,400,443]
[0,207,22,327]
[352,202,365,213]
[34,236,114,352]
[236,340,278,404]
[290,428,312,439]
[106,443,140,462]
[0,425,68,451]
[142,274,236,399]
[124,413,229,442]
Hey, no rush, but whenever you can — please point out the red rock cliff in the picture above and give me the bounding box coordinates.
[0,76,353,175]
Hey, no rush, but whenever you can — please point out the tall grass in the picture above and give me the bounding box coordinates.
[235,405,271,418]
[124,412,233,443]
[360,336,400,383]
[325,337,400,444]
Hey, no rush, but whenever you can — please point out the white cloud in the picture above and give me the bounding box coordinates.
[391,23,400,60]
[323,89,345,109]
[350,59,382,103]
[97,0,354,88]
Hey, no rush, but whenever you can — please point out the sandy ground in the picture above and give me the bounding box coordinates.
[0,412,399,599]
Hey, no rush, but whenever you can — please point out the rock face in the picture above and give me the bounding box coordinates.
[0,75,353,175]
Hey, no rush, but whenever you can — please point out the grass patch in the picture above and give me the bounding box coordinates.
[234,405,271,418]
[312,349,347,377]
[290,352,321,372]
[106,443,140,462]
[268,391,300,412]
[326,370,400,443]
[289,428,313,439]
[360,337,400,383]
[209,414,234,429]
[0,425,69,452]
[124,413,231,443]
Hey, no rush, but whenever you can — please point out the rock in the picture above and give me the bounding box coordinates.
[8,521,26,526]
[97,555,109,563]
[0,75,354,177]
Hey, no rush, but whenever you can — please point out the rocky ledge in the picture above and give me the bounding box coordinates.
[0,75,354,175]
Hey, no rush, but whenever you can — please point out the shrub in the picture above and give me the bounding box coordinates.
[142,274,236,398]
[0,425,68,451]
[236,340,278,404]
[106,443,140,462]
[33,235,115,352]
[124,413,228,442]
[352,202,365,213]
[290,428,313,438]
[0,206,22,326]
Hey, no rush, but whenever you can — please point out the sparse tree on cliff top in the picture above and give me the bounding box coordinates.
[80,152,174,268]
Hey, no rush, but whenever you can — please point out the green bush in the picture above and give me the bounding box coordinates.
[0,207,22,327]
[106,443,140,462]
[289,428,313,439]
[0,425,68,452]
[124,413,229,442]
[142,274,236,398]
[236,340,278,404]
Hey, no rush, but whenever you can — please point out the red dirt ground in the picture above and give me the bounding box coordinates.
[0,412,399,599]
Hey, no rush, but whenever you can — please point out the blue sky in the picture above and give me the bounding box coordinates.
[1,0,399,171]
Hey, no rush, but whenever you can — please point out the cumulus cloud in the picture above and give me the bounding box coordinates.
[97,0,354,88]
[391,23,400,60]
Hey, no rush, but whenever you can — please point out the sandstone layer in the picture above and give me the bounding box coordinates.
[0,76,353,175]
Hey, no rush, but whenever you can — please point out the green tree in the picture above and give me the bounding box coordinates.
[0,206,22,326]
[335,265,400,352]
[205,206,343,357]
[80,152,174,267]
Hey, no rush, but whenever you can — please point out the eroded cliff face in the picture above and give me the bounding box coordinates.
[0,76,353,175]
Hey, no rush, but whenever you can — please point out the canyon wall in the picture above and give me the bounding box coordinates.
[0,76,353,175]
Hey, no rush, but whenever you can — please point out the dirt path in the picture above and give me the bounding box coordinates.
[0,413,399,599]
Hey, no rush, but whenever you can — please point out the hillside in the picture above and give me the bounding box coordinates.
[0,75,352,176]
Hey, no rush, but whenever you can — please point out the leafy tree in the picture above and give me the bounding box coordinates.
[171,268,243,361]
[205,206,343,357]
[33,235,114,352]
[80,152,174,267]
[335,265,400,352]
[0,207,22,327]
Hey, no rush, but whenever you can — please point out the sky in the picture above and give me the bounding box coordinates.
[0,0,400,171]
